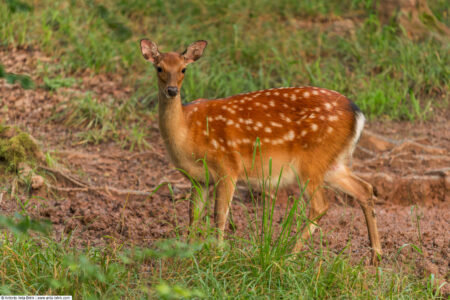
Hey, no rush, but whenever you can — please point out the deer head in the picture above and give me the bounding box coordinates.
[140,39,207,98]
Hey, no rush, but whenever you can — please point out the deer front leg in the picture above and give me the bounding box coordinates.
[188,183,208,240]
[293,183,329,253]
[214,176,236,242]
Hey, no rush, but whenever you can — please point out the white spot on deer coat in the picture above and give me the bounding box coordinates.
[328,115,338,121]
[284,130,295,141]
[211,139,218,149]
[311,123,318,131]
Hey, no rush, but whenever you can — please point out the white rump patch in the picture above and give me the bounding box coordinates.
[348,111,365,157]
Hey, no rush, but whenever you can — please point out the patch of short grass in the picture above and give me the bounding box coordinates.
[0,64,34,89]
[49,94,152,148]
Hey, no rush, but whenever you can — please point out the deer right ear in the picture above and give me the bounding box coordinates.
[140,39,161,64]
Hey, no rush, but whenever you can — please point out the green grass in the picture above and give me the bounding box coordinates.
[1,0,448,120]
[0,64,34,89]
[49,94,152,148]
[0,208,445,299]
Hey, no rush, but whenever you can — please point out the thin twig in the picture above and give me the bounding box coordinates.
[45,180,188,198]
[126,149,166,161]
[38,165,88,188]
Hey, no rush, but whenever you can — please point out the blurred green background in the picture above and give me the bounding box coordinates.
[1,0,449,120]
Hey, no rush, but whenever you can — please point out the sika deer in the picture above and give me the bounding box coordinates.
[140,39,382,264]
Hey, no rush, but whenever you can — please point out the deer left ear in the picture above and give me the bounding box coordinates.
[182,40,208,64]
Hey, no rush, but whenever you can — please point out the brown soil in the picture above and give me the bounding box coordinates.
[1,47,449,288]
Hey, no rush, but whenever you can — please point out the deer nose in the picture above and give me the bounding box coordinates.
[166,86,178,97]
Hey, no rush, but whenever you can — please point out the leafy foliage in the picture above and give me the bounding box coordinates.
[0,64,34,89]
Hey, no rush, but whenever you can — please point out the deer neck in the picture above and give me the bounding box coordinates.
[158,91,189,166]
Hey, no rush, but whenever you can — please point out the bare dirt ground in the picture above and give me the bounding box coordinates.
[1,47,449,286]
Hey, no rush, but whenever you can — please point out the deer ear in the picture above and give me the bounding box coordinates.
[182,40,207,64]
[140,39,161,64]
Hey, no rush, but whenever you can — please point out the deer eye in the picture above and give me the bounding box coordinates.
[157,67,163,73]
[181,68,186,74]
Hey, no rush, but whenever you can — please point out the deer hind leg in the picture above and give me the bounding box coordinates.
[325,164,382,264]
[292,180,329,253]
[214,175,236,242]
